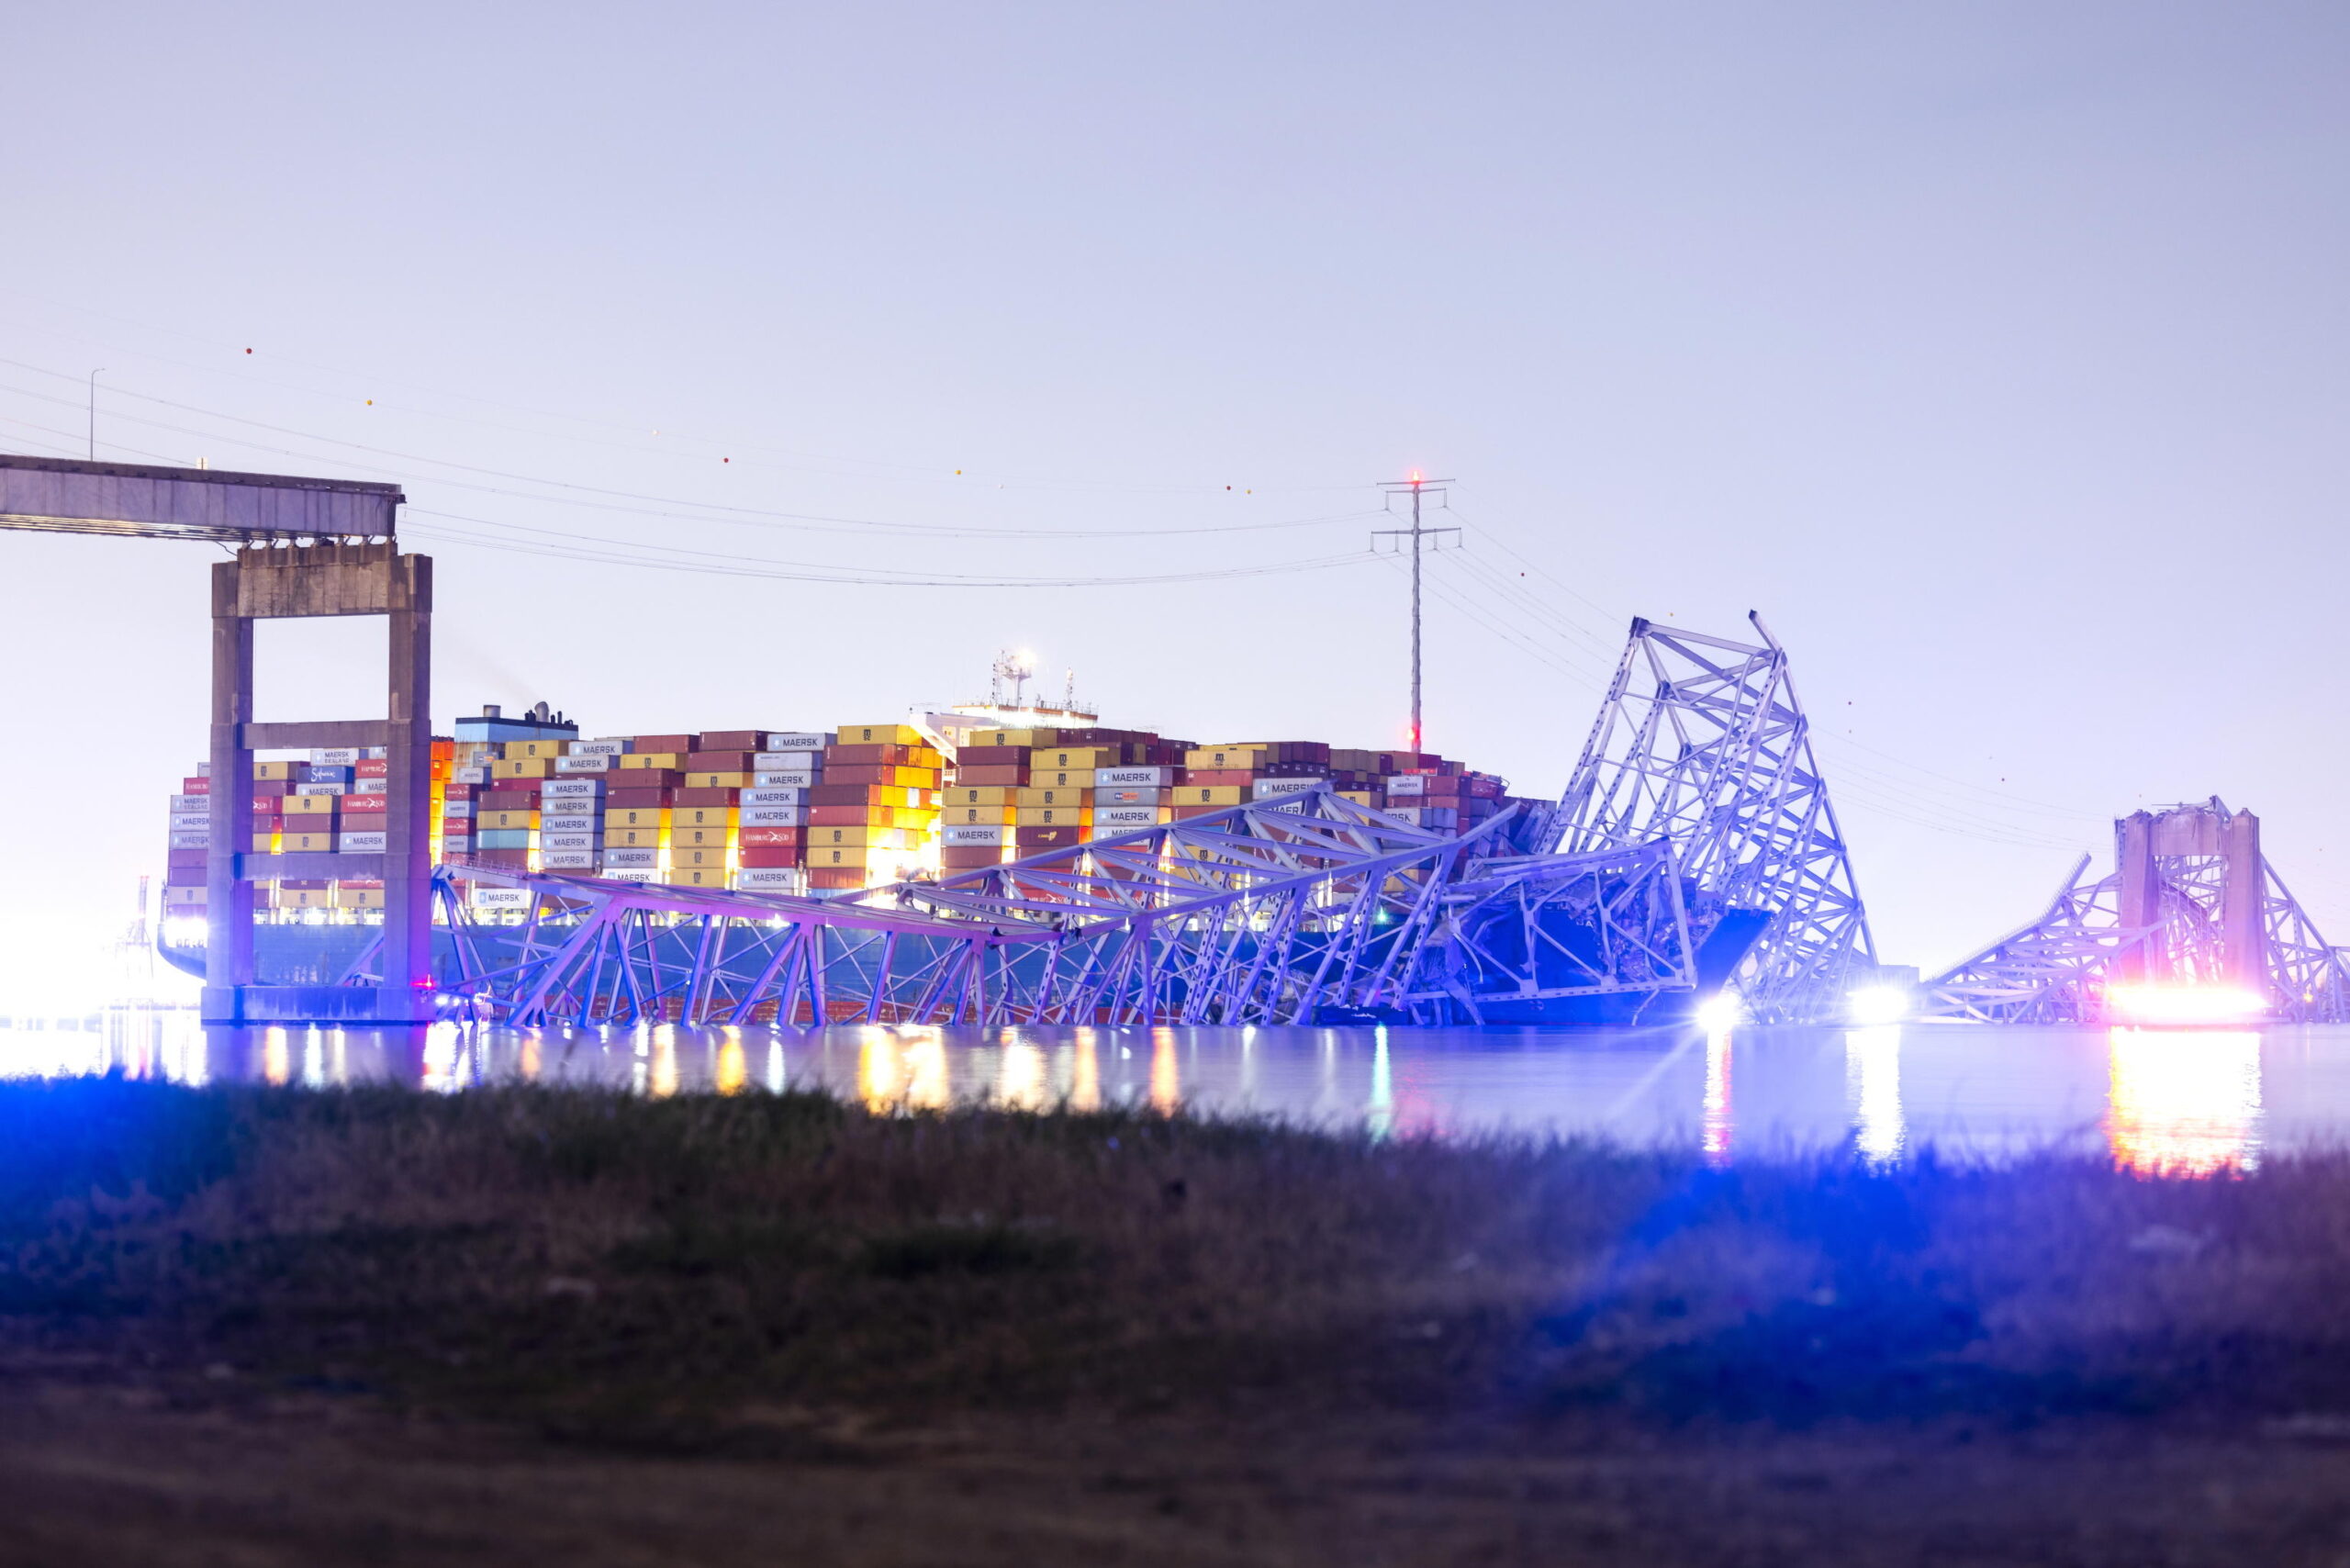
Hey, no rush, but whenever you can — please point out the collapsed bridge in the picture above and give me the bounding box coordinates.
[300,613,1885,1026]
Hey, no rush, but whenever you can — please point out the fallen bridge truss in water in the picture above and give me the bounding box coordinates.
[349,791,1506,1026]
[1921,798,2350,1024]
[1400,612,1877,1024]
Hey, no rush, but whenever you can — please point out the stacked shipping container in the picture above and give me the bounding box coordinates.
[162,708,1544,914]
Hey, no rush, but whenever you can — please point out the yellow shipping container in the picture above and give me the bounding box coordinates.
[281,831,334,853]
[610,826,663,848]
[673,866,733,889]
[673,845,733,869]
[1015,786,1091,809]
[1339,790,1377,806]
[805,844,887,870]
[674,805,737,828]
[1035,748,1115,771]
[274,887,334,910]
[1030,768,1096,790]
[944,804,1015,826]
[253,760,297,781]
[607,806,668,829]
[250,832,278,852]
[505,739,565,759]
[685,770,751,789]
[1179,785,1246,806]
[620,753,684,770]
[835,723,924,746]
[1184,746,1266,772]
[806,824,911,849]
[333,887,386,910]
[971,727,1055,748]
[477,809,537,831]
[673,825,735,848]
[1014,806,1093,827]
[283,794,338,816]
[884,764,939,789]
[490,756,552,778]
[946,785,1013,806]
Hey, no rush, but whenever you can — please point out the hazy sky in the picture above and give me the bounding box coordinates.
[1,2,2344,1005]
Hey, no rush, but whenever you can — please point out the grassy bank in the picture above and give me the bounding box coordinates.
[5,1073,2348,1449]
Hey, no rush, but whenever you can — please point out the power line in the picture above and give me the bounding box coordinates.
[403,511,1380,589]
[0,361,1381,542]
[0,305,1372,497]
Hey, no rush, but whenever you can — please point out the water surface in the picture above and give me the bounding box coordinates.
[10,1014,2346,1170]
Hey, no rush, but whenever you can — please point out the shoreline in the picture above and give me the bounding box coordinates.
[3,1077,2348,1562]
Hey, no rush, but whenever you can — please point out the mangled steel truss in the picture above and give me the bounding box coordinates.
[364,791,1502,1026]
[1922,799,2350,1024]
[1400,612,1874,1023]
[324,616,1884,1028]
[1398,838,1704,1020]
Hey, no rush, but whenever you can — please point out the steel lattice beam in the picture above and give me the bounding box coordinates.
[1921,799,2350,1024]
[346,790,1505,1026]
[1539,612,1875,1021]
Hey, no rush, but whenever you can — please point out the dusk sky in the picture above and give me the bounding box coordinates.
[2,2,2344,1005]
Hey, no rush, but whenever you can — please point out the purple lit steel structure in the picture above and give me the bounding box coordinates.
[1494,612,1877,1022]
[361,791,1505,1025]
[1921,799,2350,1024]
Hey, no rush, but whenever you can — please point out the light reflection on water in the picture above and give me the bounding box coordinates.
[5,1014,2348,1165]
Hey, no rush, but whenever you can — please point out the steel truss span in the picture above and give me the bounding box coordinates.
[1923,799,2350,1025]
[319,616,1882,1029]
[370,792,1506,1027]
[1427,612,1874,1024]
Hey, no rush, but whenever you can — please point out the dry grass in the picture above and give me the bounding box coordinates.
[4,1073,2349,1454]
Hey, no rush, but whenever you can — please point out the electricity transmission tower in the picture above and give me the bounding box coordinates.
[1372,473,1459,752]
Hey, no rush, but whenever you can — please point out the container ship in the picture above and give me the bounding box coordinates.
[156,689,1543,985]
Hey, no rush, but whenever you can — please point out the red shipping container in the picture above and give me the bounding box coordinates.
[824,743,917,767]
[605,787,674,809]
[632,734,697,753]
[442,781,480,800]
[340,794,388,813]
[807,867,865,890]
[698,730,766,752]
[181,777,209,794]
[941,846,1003,869]
[355,758,389,778]
[809,804,893,826]
[254,780,291,798]
[167,848,208,870]
[737,826,802,847]
[952,766,1024,788]
[809,782,890,806]
[1170,804,1231,822]
[471,848,531,868]
[952,745,1029,766]
[607,767,684,789]
[737,845,802,868]
[684,750,755,771]
[1181,770,1257,788]
[675,786,740,806]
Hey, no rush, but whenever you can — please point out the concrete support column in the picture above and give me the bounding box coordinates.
[383,556,433,1004]
[203,565,257,1016]
[2221,809,2266,994]
[199,542,436,1024]
[2114,811,2159,984]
